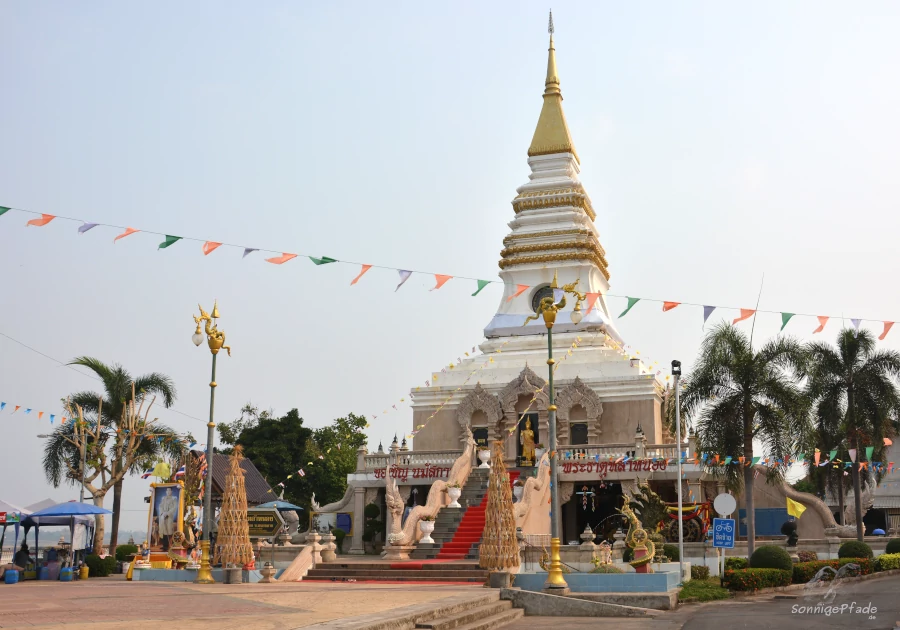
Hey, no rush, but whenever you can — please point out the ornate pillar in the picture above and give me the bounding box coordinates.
[348,486,366,555]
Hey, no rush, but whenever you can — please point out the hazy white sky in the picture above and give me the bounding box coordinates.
[3,1,900,531]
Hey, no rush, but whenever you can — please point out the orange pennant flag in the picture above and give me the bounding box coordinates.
[885,437,894,447]
[265,253,297,265]
[662,302,680,312]
[507,284,529,302]
[26,214,55,227]
[879,322,894,341]
[38,412,44,420]
[114,227,139,242]
[813,316,829,334]
[584,293,600,314]
[61,417,67,424]
[202,241,222,256]
[431,274,453,290]
[350,264,372,285]
[13,406,20,413]
[733,309,755,324]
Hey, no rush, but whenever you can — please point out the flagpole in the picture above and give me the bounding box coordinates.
[672,360,684,584]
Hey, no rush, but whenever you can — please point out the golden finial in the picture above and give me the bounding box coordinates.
[211,300,220,319]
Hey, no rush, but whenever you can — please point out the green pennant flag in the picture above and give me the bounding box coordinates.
[865,446,874,461]
[158,235,182,249]
[0,206,10,217]
[472,280,490,296]
[618,297,640,318]
[780,313,795,331]
[309,256,337,265]
[829,449,837,461]
[752,456,761,465]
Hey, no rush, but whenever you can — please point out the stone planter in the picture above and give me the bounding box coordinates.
[478,449,492,469]
[513,485,524,502]
[224,567,243,584]
[419,520,436,544]
[448,487,462,508]
[259,563,277,583]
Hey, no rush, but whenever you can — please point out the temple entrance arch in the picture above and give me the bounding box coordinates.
[556,376,603,445]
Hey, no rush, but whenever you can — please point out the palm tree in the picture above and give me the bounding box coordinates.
[65,357,178,553]
[805,329,900,540]
[680,323,806,557]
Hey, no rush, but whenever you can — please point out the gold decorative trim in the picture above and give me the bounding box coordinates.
[498,252,610,280]
[500,240,609,269]
[503,228,592,244]
[512,188,596,221]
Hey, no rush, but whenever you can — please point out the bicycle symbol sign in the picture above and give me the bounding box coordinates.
[713,518,735,548]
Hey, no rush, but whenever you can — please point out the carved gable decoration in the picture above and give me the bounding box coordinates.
[499,365,549,413]
[556,376,603,421]
[456,383,503,429]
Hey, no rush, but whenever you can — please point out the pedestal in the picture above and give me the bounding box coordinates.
[259,565,277,583]
[320,534,337,562]
[381,545,416,561]
[633,547,651,574]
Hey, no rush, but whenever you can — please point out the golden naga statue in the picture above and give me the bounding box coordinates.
[619,499,655,571]
[194,302,231,356]
[523,271,586,328]
[520,418,536,465]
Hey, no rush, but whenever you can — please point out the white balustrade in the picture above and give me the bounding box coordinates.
[363,449,463,472]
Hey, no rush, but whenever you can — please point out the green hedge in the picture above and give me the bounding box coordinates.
[333,529,346,554]
[838,540,873,559]
[875,553,900,572]
[792,558,872,584]
[724,557,748,571]
[691,565,710,580]
[663,544,680,561]
[749,545,793,572]
[115,544,139,563]
[590,564,624,574]
[83,554,116,577]
[723,568,792,591]
[885,538,900,554]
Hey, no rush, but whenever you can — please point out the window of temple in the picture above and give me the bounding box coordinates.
[570,423,588,445]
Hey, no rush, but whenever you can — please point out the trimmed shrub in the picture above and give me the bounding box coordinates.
[723,568,792,591]
[623,547,634,563]
[725,557,748,571]
[590,564,624,574]
[83,554,115,577]
[663,544,680,561]
[792,558,873,584]
[796,550,818,563]
[875,553,900,572]
[885,538,900,555]
[333,528,346,554]
[691,565,710,580]
[838,540,873,559]
[115,544,139,563]
[749,545,793,572]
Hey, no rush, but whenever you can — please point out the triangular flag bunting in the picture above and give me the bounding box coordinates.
[242,247,258,258]
[662,301,680,312]
[885,438,893,447]
[507,284,529,302]
[431,274,452,290]
[266,253,298,265]
[472,280,490,296]
[158,235,182,249]
[618,297,640,318]
[813,316,829,334]
[26,214,55,227]
[350,264,372,285]
[865,446,874,461]
[584,293,600,315]
[395,270,413,291]
[0,206,9,217]
[849,448,857,462]
[851,319,862,336]
[703,306,716,326]
[114,227,139,242]
[880,322,894,341]
[309,256,337,265]
[78,222,99,234]
[202,241,222,255]
[733,309,755,324]
[780,313,795,331]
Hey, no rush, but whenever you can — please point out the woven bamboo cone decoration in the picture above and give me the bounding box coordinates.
[478,440,520,570]
[213,445,254,567]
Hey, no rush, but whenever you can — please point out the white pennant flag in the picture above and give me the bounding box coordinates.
[851,319,862,336]
[552,288,565,303]
[395,269,413,292]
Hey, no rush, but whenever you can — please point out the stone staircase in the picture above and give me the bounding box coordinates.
[412,467,492,560]
[303,560,489,583]
[414,594,523,630]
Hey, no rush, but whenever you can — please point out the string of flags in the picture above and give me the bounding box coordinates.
[4,204,900,338]
[0,402,62,423]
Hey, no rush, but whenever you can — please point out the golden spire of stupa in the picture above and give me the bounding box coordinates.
[527,11,579,163]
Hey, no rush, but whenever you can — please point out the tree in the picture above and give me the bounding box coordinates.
[42,387,182,549]
[680,323,806,558]
[805,329,900,540]
[66,356,178,555]
[218,405,368,511]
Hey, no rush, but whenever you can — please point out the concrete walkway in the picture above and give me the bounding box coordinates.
[0,576,481,629]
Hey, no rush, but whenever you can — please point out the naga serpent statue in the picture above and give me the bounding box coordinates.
[193,303,231,356]
[619,499,655,571]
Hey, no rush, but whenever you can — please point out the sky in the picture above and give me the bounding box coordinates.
[3,1,900,532]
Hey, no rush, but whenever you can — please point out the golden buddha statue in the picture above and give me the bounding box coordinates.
[520,418,536,466]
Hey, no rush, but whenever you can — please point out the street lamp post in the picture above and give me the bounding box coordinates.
[525,272,585,594]
[191,301,231,585]
[671,359,684,583]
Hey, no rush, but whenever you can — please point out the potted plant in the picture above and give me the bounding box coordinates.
[419,516,436,544]
[534,444,546,460]
[478,447,492,469]
[447,483,463,508]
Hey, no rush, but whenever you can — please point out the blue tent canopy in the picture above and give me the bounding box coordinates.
[255,500,304,511]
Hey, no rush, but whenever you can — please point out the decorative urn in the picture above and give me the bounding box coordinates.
[478,448,492,469]
[419,519,436,544]
[447,486,462,508]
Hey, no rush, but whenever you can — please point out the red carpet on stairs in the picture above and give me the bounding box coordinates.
[435,470,522,560]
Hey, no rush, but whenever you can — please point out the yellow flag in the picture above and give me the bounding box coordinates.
[786,497,807,518]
